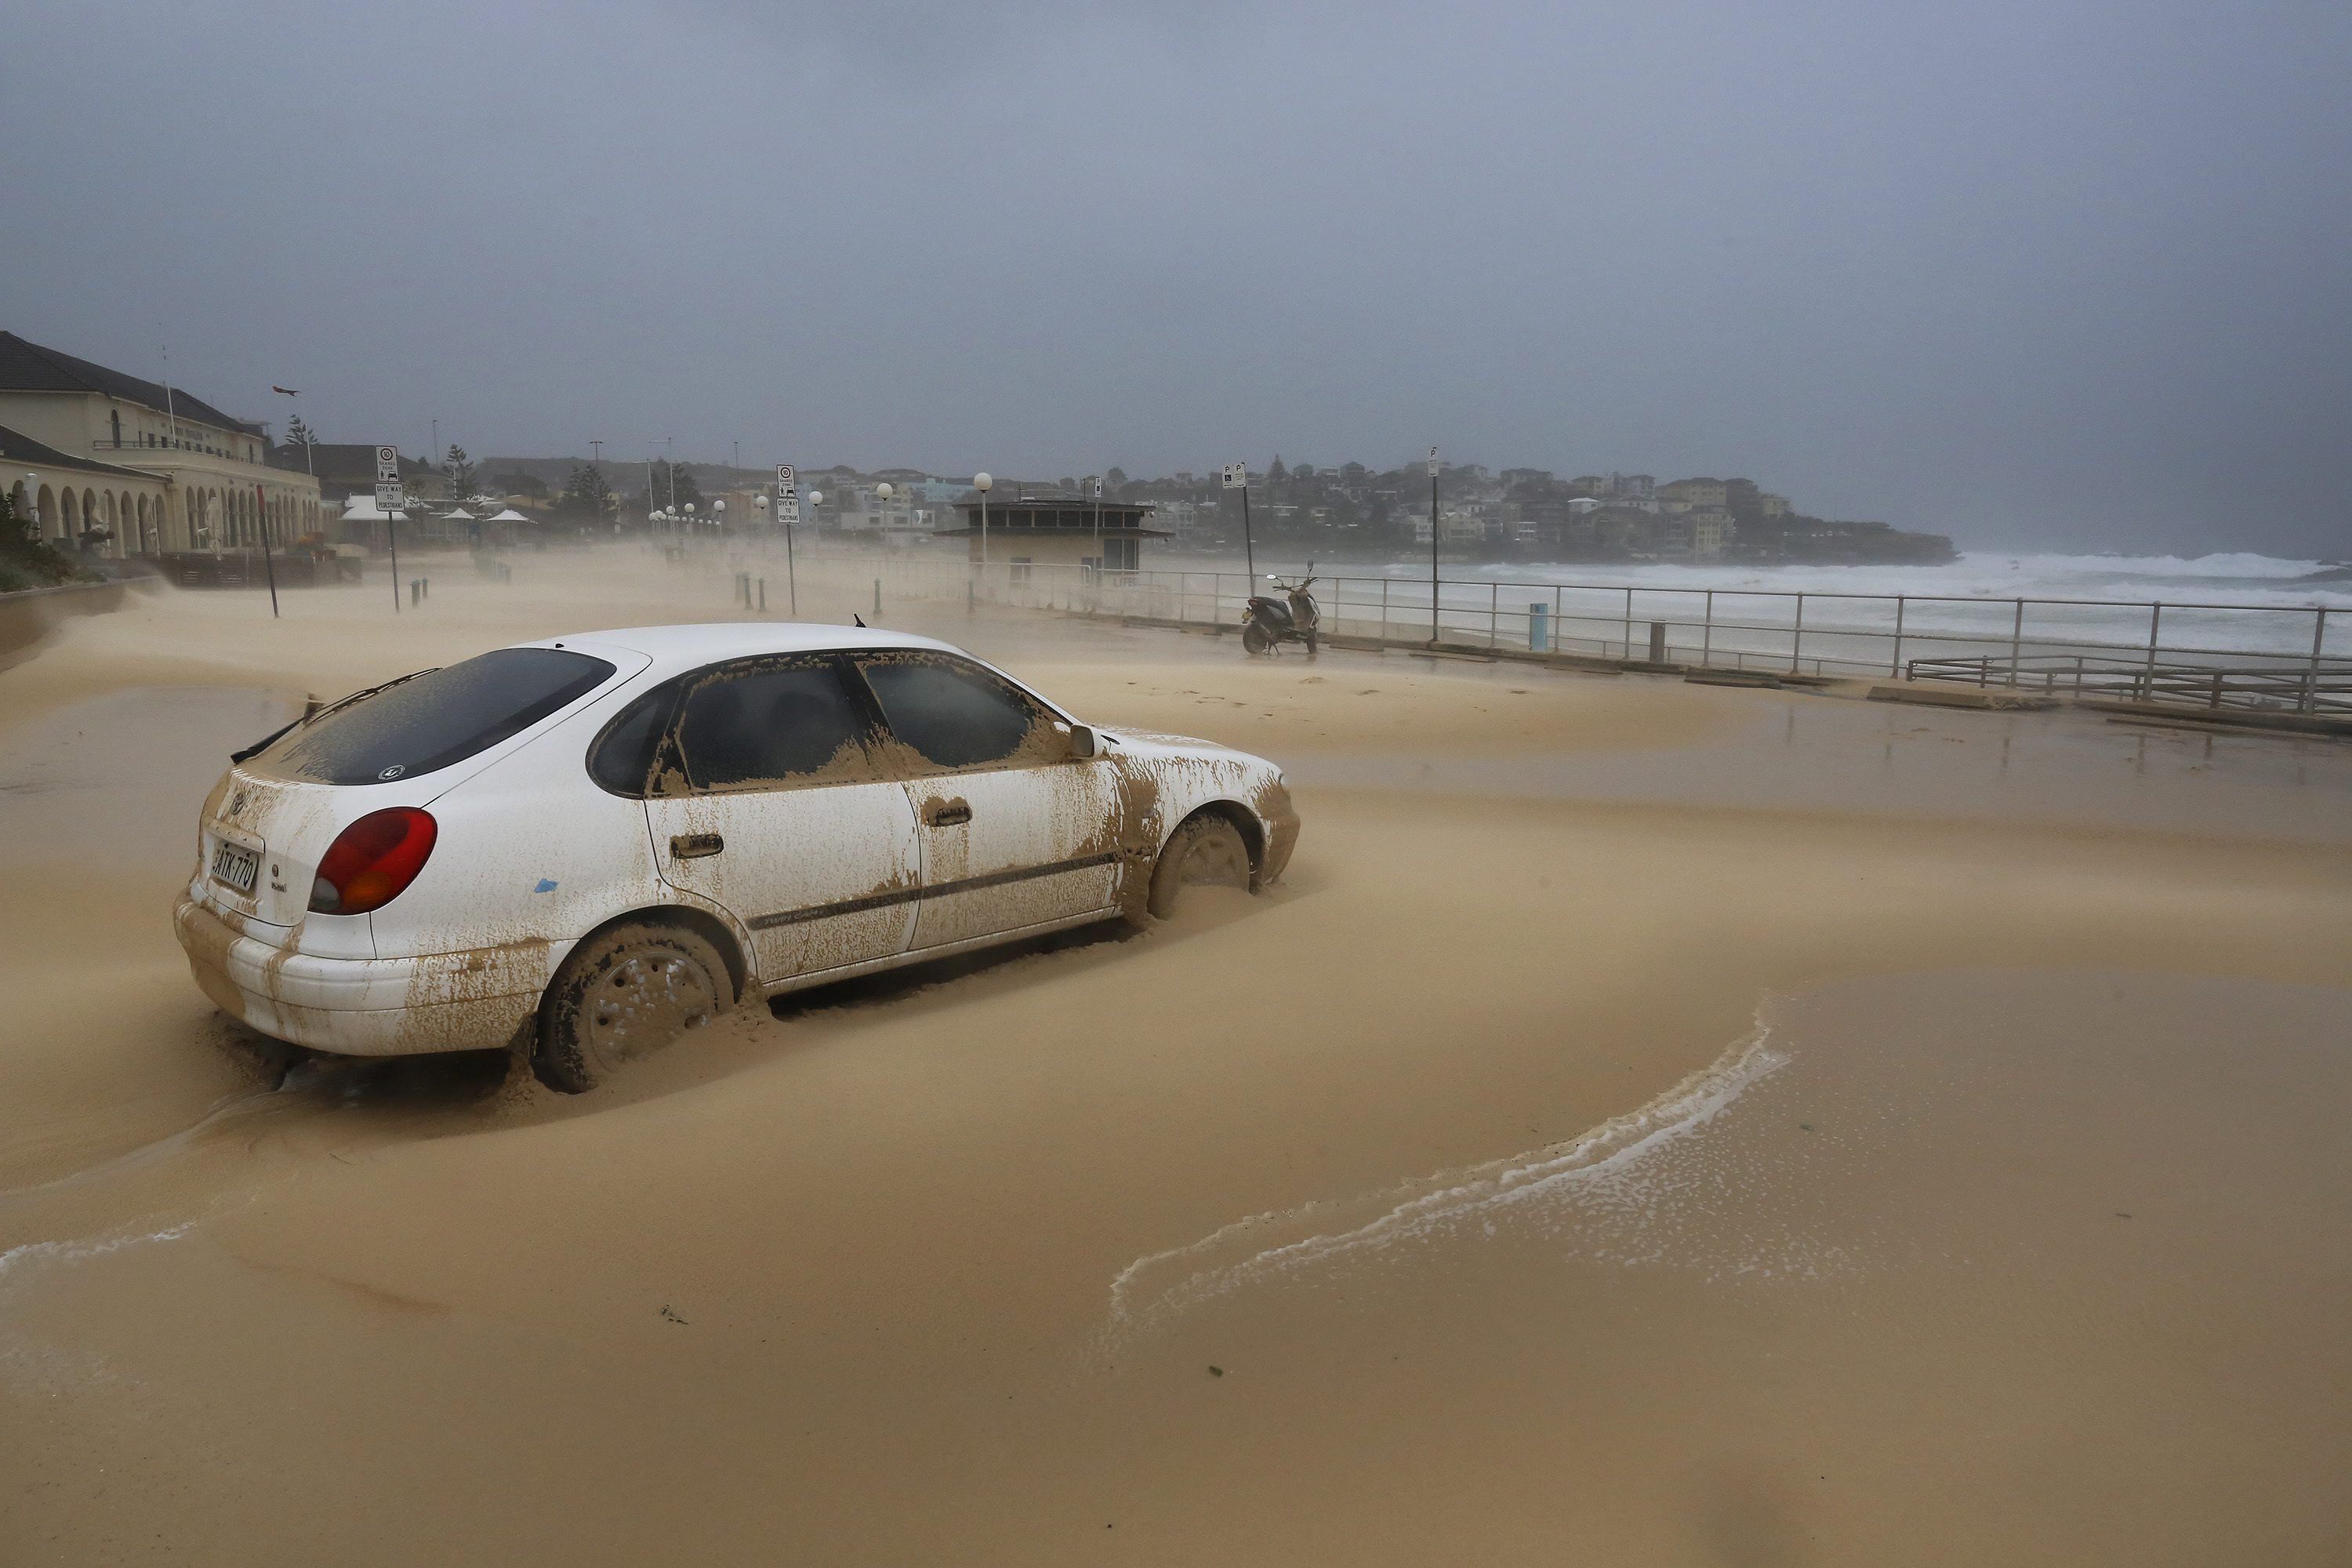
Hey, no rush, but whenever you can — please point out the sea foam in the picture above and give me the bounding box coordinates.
[1105,1022,1788,1339]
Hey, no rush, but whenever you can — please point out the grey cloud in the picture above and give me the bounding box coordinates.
[5,0,2347,552]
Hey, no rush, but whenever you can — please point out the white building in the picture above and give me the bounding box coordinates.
[1,331,321,556]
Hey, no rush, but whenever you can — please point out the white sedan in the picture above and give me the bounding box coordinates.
[176,624,1299,1090]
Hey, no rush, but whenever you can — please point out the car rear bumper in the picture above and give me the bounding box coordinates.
[174,899,548,1057]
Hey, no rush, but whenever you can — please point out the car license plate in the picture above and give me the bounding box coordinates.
[210,837,261,895]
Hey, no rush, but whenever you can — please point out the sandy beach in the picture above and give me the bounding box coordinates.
[3,549,2347,1564]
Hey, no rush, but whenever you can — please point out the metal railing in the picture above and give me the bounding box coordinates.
[746,550,2352,718]
[1905,654,2352,716]
[90,437,262,463]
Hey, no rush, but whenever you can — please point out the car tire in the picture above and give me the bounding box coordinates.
[534,920,735,1094]
[1242,621,1273,655]
[1144,811,1255,922]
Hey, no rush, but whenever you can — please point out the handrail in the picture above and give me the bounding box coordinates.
[795,551,2349,712]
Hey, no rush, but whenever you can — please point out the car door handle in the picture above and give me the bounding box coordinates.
[925,802,972,827]
[670,832,724,859]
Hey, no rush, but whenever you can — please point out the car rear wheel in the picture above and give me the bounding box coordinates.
[535,921,734,1093]
[1144,812,1254,921]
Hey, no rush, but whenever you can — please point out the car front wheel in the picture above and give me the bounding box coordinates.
[1143,812,1255,922]
[534,921,735,1093]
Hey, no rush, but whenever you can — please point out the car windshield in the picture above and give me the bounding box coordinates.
[260,647,615,786]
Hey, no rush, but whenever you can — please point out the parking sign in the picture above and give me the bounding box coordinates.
[1221,463,1246,489]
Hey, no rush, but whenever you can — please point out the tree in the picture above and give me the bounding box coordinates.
[285,414,318,449]
[649,458,702,513]
[441,445,477,499]
[557,463,617,523]
[1267,455,1288,488]
[1105,466,1129,493]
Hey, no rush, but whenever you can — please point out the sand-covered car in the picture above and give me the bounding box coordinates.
[175,623,1298,1089]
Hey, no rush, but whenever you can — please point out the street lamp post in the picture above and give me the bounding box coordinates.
[798,491,818,616]
[973,471,993,586]
[1428,446,1441,644]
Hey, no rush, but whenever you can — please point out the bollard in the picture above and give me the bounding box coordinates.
[757,578,767,612]
[1530,601,1549,653]
[1648,620,1667,662]
[873,578,881,618]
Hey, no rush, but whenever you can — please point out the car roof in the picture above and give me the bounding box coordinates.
[519,622,960,674]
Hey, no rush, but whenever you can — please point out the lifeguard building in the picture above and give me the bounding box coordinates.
[938,489,1169,575]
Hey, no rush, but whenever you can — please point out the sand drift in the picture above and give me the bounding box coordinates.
[1,553,2347,1563]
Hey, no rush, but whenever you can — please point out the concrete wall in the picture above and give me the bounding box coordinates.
[0,579,127,663]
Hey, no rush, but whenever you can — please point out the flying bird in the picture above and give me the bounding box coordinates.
[271,386,301,396]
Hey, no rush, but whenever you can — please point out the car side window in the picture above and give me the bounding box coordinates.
[586,681,681,797]
[855,652,1057,771]
[666,658,876,793]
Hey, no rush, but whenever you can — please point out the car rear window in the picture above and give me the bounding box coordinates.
[265,648,616,785]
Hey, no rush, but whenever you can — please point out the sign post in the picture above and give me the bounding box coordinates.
[254,482,279,618]
[1223,462,1253,582]
[376,445,401,614]
[1427,446,1440,644]
[778,467,800,616]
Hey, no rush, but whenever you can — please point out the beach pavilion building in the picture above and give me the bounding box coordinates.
[937,489,1169,576]
[0,331,321,558]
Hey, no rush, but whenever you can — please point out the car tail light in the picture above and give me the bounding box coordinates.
[309,808,437,916]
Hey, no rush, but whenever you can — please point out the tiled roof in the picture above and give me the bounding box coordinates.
[0,332,258,436]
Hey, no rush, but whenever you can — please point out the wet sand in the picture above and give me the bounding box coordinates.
[2,550,2347,1563]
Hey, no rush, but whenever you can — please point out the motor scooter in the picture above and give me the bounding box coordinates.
[1242,568,1320,655]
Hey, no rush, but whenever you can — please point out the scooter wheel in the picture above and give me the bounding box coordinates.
[1242,622,1273,655]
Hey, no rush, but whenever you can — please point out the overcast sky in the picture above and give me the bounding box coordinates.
[7,0,2347,554]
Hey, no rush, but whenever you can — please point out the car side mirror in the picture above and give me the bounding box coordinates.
[1065,723,1099,760]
